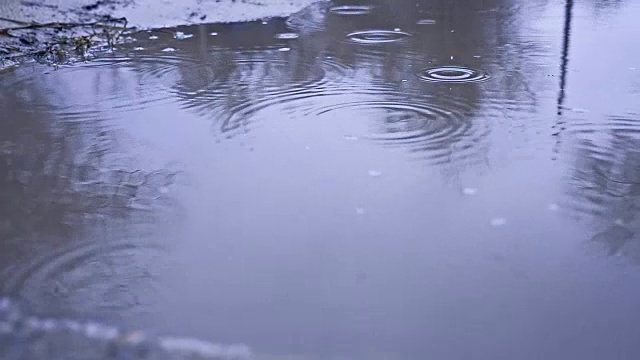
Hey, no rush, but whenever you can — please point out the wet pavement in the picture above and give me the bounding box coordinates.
[2,0,640,359]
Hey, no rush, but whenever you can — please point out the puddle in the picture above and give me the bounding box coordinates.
[3,0,640,359]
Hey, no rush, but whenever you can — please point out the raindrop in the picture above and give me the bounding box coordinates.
[418,66,489,83]
[462,188,477,195]
[490,218,507,227]
[275,32,299,40]
[174,31,193,40]
[346,30,411,44]
[330,5,374,15]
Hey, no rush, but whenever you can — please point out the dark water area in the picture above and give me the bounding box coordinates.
[2,0,640,358]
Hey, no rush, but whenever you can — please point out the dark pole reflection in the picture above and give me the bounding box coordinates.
[557,0,574,116]
[552,0,574,157]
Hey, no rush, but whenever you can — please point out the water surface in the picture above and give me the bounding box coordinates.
[2,0,640,359]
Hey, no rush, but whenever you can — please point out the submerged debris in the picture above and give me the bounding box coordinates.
[0,16,130,68]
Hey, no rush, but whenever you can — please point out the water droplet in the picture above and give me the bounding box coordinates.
[462,188,477,195]
[330,5,374,15]
[149,35,159,40]
[275,32,299,40]
[490,218,507,227]
[416,19,436,25]
[450,30,455,33]
[368,170,382,177]
[174,31,193,40]
[161,47,176,52]
[346,30,411,44]
[417,66,489,83]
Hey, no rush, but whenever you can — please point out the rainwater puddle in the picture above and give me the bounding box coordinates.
[3,1,640,359]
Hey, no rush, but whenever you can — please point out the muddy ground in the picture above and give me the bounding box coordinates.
[0,0,320,68]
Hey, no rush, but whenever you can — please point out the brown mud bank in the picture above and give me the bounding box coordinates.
[0,0,321,69]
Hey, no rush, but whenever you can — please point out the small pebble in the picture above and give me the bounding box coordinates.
[368,170,382,177]
[490,217,507,227]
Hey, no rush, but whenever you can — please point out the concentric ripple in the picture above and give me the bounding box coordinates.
[564,114,640,217]
[417,66,489,83]
[307,96,483,162]
[3,239,170,320]
[213,78,486,164]
[346,30,412,44]
[329,5,374,15]
[174,55,351,118]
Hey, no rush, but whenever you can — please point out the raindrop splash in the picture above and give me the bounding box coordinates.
[346,30,412,44]
[330,5,374,15]
[418,66,489,83]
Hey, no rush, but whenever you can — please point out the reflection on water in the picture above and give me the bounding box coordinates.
[2,0,640,359]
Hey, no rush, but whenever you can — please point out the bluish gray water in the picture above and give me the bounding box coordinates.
[2,0,640,359]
